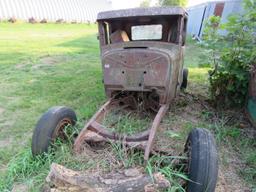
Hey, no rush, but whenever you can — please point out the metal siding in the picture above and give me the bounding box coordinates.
[23,0,30,19]
[19,0,25,19]
[187,4,206,37]
[37,0,45,20]
[41,0,49,20]
[9,0,15,17]
[199,2,215,37]
[48,0,56,21]
[221,0,243,23]
[14,0,22,19]
[1,0,7,18]
[5,0,11,18]
[26,0,33,18]
[52,0,59,20]
[0,0,112,22]
[186,0,243,37]
[81,0,88,22]
[78,0,84,22]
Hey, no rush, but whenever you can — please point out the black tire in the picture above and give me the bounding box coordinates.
[185,128,218,192]
[181,68,188,89]
[32,106,77,156]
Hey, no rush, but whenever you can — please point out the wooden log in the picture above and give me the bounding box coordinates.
[45,163,170,192]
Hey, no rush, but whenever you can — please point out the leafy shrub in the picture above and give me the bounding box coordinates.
[202,0,256,108]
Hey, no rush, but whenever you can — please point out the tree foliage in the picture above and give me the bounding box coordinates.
[159,0,188,7]
[140,0,151,7]
[203,0,256,108]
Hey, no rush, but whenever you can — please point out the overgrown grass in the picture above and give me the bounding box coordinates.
[0,22,104,190]
[103,109,151,135]
[0,23,255,191]
[207,118,256,185]
[0,23,104,165]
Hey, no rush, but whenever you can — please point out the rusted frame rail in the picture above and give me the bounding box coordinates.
[74,99,168,162]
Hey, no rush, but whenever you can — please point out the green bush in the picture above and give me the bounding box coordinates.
[202,0,256,108]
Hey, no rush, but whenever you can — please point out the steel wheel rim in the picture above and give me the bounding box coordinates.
[52,118,72,141]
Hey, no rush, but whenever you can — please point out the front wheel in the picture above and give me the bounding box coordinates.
[185,128,218,192]
[31,106,77,156]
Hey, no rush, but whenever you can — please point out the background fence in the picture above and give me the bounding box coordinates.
[0,0,112,22]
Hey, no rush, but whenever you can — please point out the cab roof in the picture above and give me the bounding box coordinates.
[97,7,187,21]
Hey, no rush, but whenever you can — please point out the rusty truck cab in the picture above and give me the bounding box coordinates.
[97,7,187,107]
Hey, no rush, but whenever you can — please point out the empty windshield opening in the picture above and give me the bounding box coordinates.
[131,24,162,40]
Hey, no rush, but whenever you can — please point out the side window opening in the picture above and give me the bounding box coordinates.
[104,22,110,44]
[182,18,187,46]
[110,30,130,43]
[167,22,178,44]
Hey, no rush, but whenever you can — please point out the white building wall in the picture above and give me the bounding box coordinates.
[0,0,113,22]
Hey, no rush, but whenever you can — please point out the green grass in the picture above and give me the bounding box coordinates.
[184,37,208,68]
[0,23,105,190]
[103,110,151,135]
[0,23,255,191]
[0,22,103,159]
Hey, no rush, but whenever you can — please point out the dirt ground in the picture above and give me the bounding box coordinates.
[168,92,254,192]
[72,90,254,192]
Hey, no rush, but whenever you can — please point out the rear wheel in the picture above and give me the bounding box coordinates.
[185,128,218,192]
[32,106,77,156]
[181,68,188,89]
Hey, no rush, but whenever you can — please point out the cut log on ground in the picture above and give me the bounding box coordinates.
[44,163,170,192]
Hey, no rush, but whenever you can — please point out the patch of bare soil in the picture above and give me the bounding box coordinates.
[15,63,27,69]
[38,55,59,64]
[0,107,5,115]
[32,55,69,69]
[153,92,209,156]
[0,164,7,174]
[11,183,29,192]
[0,137,12,148]
[15,55,70,69]
[215,170,229,192]
[217,167,251,192]
[217,145,253,192]
[216,149,251,192]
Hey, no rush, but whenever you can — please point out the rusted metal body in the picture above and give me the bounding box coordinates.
[74,7,188,161]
